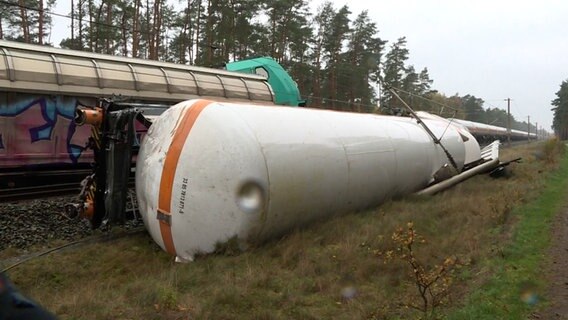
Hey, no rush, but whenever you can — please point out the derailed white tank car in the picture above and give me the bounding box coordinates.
[135,99,484,261]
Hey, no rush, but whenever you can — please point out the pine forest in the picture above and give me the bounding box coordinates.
[0,0,549,133]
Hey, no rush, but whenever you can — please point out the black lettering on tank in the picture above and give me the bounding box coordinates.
[178,177,189,214]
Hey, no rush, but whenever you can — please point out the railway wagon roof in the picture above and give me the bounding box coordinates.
[0,40,274,104]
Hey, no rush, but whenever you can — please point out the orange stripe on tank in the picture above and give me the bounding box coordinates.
[157,100,213,256]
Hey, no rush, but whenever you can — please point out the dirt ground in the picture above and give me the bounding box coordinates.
[531,205,568,319]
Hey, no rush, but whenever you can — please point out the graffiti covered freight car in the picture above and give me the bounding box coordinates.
[0,95,95,168]
[0,40,302,170]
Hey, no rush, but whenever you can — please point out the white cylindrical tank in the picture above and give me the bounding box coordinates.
[136,99,479,261]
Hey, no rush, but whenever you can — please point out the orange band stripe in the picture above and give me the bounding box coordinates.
[158,100,213,256]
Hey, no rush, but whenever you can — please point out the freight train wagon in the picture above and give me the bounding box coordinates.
[451,118,537,143]
[0,40,302,172]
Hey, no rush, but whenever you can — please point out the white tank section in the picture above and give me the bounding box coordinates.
[136,99,481,261]
[415,112,481,166]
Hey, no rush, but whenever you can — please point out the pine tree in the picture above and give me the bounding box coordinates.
[485,107,509,128]
[552,80,568,139]
[0,1,17,39]
[461,94,486,123]
[232,0,260,60]
[344,10,385,112]
[60,0,87,50]
[382,37,409,111]
[266,0,312,98]
[311,2,334,107]
[2,0,56,44]
[18,0,31,43]
[322,5,350,110]
[262,0,310,63]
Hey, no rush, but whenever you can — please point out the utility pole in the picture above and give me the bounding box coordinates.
[535,122,538,140]
[506,98,511,146]
[527,116,530,142]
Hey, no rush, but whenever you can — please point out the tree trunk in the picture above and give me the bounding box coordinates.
[349,50,357,111]
[181,0,191,64]
[105,2,111,53]
[206,0,212,65]
[277,9,292,63]
[329,50,337,109]
[78,0,84,49]
[88,0,94,51]
[330,65,336,109]
[38,0,44,44]
[146,0,152,59]
[94,1,105,53]
[153,0,162,60]
[71,0,74,42]
[185,0,193,64]
[230,1,236,60]
[269,14,276,58]
[0,16,4,40]
[121,11,128,56]
[18,0,30,43]
[148,0,160,60]
[313,41,322,107]
[132,0,140,57]
[149,0,156,59]
[194,0,201,65]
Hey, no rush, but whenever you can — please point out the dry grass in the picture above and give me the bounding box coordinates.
[3,141,559,319]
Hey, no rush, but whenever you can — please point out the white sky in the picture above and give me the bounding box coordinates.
[51,0,568,130]
[312,0,568,131]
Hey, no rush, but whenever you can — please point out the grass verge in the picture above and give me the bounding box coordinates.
[447,145,568,319]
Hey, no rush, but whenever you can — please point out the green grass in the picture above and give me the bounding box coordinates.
[447,146,568,319]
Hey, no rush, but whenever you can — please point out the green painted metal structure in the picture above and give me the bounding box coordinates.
[226,57,305,107]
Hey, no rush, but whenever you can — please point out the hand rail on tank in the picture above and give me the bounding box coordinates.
[188,71,201,96]
[160,67,172,94]
[49,54,63,85]
[127,63,140,92]
[388,87,459,172]
[0,47,15,81]
[216,74,228,98]
[238,77,252,101]
[91,59,104,89]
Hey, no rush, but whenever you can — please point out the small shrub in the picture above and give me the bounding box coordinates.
[381,222,460,318]
[542,138,566,164]
[156,286,178,310]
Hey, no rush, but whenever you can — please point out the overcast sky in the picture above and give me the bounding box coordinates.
[51,0,567,130]
[312,0,567,130]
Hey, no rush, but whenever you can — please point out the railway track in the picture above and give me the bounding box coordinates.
[0,169,91,202]
[0,169,135,202]
[1,189,140,251]
[0,182,81,202]
[0,169,89,202]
